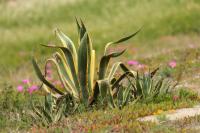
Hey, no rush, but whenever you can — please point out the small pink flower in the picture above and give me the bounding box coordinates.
[46,76,53,81]
[55,94,62,98]
[60,84,64,88]
[17,85,24,92]
[46,69,52,74]
[30,85,39,91]
[168,60,177,68]
[173,95,179,101]
[53,80,62,86]
[135,64,148,72]
[28,85,39,94]
[22,79,29,84]
[137,64,145,69]
[46,63,52,68]
[28,88,33,94]
[128,60,139,66]
[144,71,150,76]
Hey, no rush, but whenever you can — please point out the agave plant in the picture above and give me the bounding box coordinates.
[32,18,140,108]
[30,94,66,126]
[130,68,172,102]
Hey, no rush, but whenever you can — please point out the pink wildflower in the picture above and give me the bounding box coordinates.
[46,63,52,68]
[136,64,148,73]
[128,60,139,66]
[28,88,33,94]
[173,95,179,101]
[60,84,64,88]
[144,71,150,76]
[22,79,29,84]
[46,69,52,74]
[137,64,145,69]
[55,94,62,98]
[17,85,24,92]
[168,60,177,68]
[53,80,62,86]
[30,85,39,91]
[46,76,53,81]
[28,85,39,94]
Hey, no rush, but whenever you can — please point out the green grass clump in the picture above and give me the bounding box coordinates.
[29,89,200,132]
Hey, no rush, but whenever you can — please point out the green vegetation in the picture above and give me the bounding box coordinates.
[0,0,200,132]
[0,85,40,131]
[29,89,200,132]
[30,19,183,128]
[132,69,173,103]
[1,0,200,70]
[31,94,65,126]
[32,19,139,109]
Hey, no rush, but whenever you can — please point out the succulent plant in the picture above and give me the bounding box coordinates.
[30,94,65,126]
[130,68,172,102]
[32,18,140,108]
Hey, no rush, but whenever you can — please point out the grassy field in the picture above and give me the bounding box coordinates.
[1,0,200,67]
[0,0,200,86]
[0,0,200,132]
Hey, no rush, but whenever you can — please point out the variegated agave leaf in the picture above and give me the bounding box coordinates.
[116,84,131,109]
[104,28,141,55]
[99,28,141,80]
[76,19,95,95]
[32,59,64,95]
[91,62,136,108]
[31,94,65,126]
[98,49,126,79]
[32,19,140,110]
[55,28,78,67]
[42,45,80,92]
[131,69,172,102]
[78,32,89,103]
